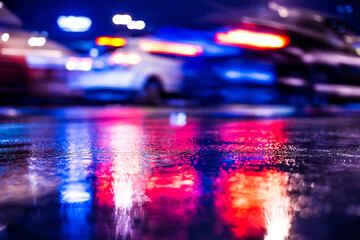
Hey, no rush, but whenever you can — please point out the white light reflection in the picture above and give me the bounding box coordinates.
[0,224,6,232]
[28,36,46,47]
[66,57,93,71]
[25,55,67,69]
[169,112,187,127]
[57,15,92,32]
[1,48,63,58]
[1,33,9,42]
[278,7,289,18]
[127,20,145,30]
[264,173,292,240]
[315,83,360,97]
[109,124,148,239]
[62,187,91,203]
[27,156,39,205]
[112,14,132,25]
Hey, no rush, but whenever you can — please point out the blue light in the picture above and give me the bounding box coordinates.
[57,15,92,32]
[346,5,353,13]
[89,48,99,58]
[223,70,275,84]
[337,5,345,13]
[217,61,276,86]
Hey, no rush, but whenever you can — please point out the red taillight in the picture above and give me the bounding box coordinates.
[95,37,127,47]
[215,29,290,50]
[139,39,203,57]
[109,52,142,66]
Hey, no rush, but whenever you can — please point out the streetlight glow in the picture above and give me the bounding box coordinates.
[112,14,132,25]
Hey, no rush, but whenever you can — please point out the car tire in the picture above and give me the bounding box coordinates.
[309,65,332,106]
[135,78,163,105]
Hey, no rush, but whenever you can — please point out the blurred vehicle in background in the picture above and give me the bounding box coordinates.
[67,3,360,105]
[210,3,360,103]
[1,1,360,106]
[0,3,78,103]
[67,29,307,105]
[67,34,246,104]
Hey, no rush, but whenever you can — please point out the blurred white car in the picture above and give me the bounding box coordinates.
[67,36,238,103]
[70,37,185,103]
[67,34,286,104]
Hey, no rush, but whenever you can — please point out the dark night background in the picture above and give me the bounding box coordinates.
[2,0,360,44]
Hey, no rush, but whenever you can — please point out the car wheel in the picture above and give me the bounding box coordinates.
[135,78,163,105]
[309,66,332,106]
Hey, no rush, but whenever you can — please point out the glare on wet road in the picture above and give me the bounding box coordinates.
[1,107,360,240]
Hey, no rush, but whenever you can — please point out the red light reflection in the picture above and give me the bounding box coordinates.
[215,29,290,50]
[92,115,293,239]
[219,120,289,166]
[93,117,200,239]
[141,118,201,239]
[146,165,198,213]
[95,162,114,207]
[216,120,293,239]
[216,170,291,239]
[139,39,203,57]
[95,36,127,47]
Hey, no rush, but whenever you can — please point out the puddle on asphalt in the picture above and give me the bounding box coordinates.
[1,112,360,239]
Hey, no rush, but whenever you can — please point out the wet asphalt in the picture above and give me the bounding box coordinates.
[1,105,360,240]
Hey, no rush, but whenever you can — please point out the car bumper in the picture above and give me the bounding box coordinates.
[68,70,140,91]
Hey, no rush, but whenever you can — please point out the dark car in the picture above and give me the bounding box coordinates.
[0,4,77,104]
[207,4,360,103]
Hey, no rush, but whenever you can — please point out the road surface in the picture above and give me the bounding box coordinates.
[1,105,360,239]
